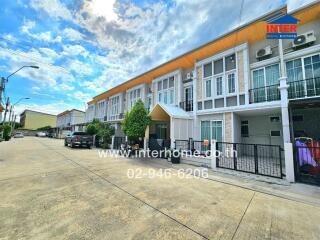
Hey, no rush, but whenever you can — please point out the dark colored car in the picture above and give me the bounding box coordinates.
[64,132,93,148]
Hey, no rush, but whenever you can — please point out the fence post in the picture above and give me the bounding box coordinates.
[144,138,148,151]
[233,143,237,170]
[188,138,192,151]
[284,143,295,182]
[125,136,128,144]
[210,139,217,170]
[111,135,115,149]
[254,144,258,174]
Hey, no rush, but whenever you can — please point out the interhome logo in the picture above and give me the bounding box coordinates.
[266,14,299,39]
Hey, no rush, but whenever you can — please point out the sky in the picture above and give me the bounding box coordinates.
[0,0,316,118]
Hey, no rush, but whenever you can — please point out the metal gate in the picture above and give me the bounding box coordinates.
[114,136,125,149]
[148,139,171,158]
[294,143,320,185]
[216,142,284,178]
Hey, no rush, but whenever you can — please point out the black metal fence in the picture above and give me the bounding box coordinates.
[216,142,283,178]
[179,100,193,112]
[174,139,284,178]
[288,77,320,99]
[249,84,280,104]
[294,144,320,185]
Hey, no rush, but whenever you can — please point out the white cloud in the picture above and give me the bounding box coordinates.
[30,0,73,21]
[66,59,93,76]
[83,0,118,22]
[62,44,89,57]
[287,0,317,11]
[62,28,84,41]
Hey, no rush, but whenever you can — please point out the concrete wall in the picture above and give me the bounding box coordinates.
[172,118,193,140]
[22,111,57,130]
[238,114,283,147]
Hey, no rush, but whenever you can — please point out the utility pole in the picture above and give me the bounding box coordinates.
[2,97,9,124]
[8,105,13,125]
[0,77,5,103]
[10,114,16,136]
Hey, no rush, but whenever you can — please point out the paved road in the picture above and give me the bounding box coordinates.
[0,137,319,240]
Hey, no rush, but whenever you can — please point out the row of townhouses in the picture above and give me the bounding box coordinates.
[59,3,319,184]
[56,109,85,138]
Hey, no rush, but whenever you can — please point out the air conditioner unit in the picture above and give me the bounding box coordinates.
[186,72,193,80]
[256,46,272,59]
[292,31,316,48]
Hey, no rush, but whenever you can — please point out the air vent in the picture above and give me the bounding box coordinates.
[186,72,193,80]
[256,46,272,59]
[292,31,316,49]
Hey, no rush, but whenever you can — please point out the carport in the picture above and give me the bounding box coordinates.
[289,98,320,185]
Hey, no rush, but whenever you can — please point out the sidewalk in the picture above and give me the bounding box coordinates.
[138,157,320,206]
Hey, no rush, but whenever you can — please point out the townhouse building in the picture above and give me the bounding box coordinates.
[20,110,57,130]
[56,109,85,138]
[86,2,320,184]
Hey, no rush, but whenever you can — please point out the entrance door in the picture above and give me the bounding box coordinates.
[156,123,167,139]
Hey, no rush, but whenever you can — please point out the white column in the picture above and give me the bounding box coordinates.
[284,143,295,182]
[210,139,217,170]
[111,135,115,149]
[144,138,148,151]
[243,48,250,105]
[278,39,295,182]
[177,70,182,106]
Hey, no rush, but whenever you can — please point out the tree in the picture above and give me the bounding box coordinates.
[0,124,12,141]
[86,119,114,148]
[122,99,151,141]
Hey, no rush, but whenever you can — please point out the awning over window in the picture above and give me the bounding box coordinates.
[149,103,193,121]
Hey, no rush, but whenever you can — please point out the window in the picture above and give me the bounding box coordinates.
[241,121,249,137]
[304,54,320,79]
[214,59,223,75]
[204,62,212,78]
[225,54,236,71]
[205,79,212,98]
[265,64,280,85]
[286,59,303,82]
[216,76,223,96]
[227,73,235,93]
[110,96,120,116]
[201,120,223,141]
[270,130,281,137]
[128,88,141,109]
[157,76,175,105]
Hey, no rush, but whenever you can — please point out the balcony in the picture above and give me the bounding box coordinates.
[179,100,193,112]
[288,77,320,99]
[249,84,280,104]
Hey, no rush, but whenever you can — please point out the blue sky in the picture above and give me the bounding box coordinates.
[0,0,314,116]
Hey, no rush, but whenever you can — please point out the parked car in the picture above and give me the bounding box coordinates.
[64,132,93,148]
[47,132,56,138]
[14,132,24,138]
[36,132,46,137]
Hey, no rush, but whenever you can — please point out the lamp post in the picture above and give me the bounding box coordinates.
[0,65,39,124]
[9,97,30,134]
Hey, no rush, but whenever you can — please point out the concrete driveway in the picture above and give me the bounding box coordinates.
[0,137,319,240]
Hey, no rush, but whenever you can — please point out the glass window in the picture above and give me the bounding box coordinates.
[304,54,320,79]
[164,92,168,104]
[225,54,236,71]
[158,92,162,102]
[241,120,249,137]
[212,121,223,142]
[214,59,223,75]
[265,64,280,85]
[204,62,212,78]
[201,121,211,140]
[228,73,235,93]
[163,78,168,89]
[169,89,174,104]
[205,79,212,98]
[286,59,303,82]
[252,69,264,88]
[169,76,174,88]
[216,76,223,96]
[157,81,162,91]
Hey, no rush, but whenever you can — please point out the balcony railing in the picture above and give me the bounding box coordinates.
[108,113,124,121]
[288,77,320,99]
[249,84,280,104]
[179,100,193,112]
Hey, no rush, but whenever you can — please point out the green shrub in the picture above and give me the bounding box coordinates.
[0,125,12,141]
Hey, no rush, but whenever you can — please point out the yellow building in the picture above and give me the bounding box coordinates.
[20,110,57,130]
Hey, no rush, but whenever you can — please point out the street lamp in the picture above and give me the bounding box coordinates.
[5,65,40,82]
[12,97,30,106]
